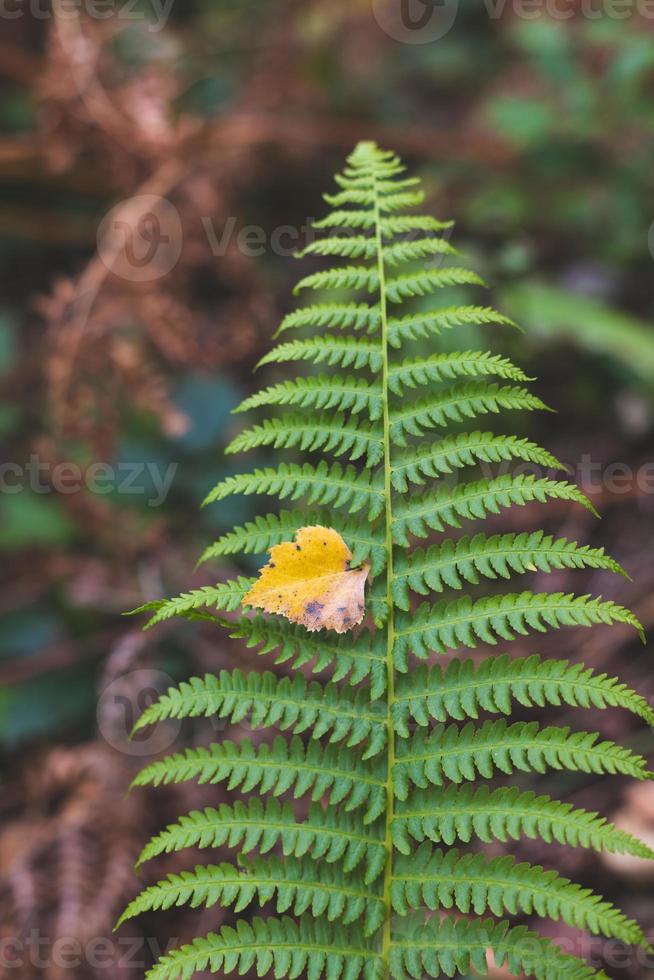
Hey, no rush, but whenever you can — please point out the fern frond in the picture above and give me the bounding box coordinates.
[393,654,654,732]
[388,305,517,347]
[298,236,378,261]
[234,376,383,419]
[203,461,384,519]
[133,735,387,822]
[388,350,530,394]
[230,616,387,697]
[393,720,652,798]
[392,534,627,609]
[200,508,386,575]
[276,302,380,335]
[385,267,485,303]
[392,844,648,947]
[132,670,386,757]
[298,236,455,267]
[259,335,382,371]
[312,211,451,236]
[389,383,548,444]
[225,413,384,465]
[145,916,383,980]
[391,432,563,493]
[324,188,425,212]
[125,142,651,977]
[135,798,386,883]
[140,578,252,629]
[334,169,415,189]
[392,473,597,545]
[295,265,379,295]
[394,591,643,666]
[391,916,609,980]
[381,237,456,266]
[119,855,384,935]
[379,213,453,235]
[312,209,378,230]
[393,783,654,860]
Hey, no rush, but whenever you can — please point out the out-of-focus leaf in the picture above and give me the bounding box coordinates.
[0,493,75,550]
[1,668,95,746]
[501,282,654,386]
[485,97,557,147]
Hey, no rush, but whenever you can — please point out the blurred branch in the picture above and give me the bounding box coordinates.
[0,114,513,188]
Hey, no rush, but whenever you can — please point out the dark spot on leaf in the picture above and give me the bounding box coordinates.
[305,600,324,617]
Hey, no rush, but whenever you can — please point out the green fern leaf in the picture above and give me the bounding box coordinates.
[203,461,385,519]
[389,382,548,444]
[391,432,564,492]
[393,654,654,733]
[225,413,383,465]
[132,735,387,822]
[276,302,380,335]
[391,844,648,947]
[385,267,485,303]
[135,798,386,883]
[144,917,383,980]
[392,473,597,544]
[229,615,388,697]
[393,720,652,798]
[119,855,384,935]
[394,591,644,666]
[125,141,651,979]
[391,916,609,979]
[392,533,627,609]
[388,349,530,394]
[388,305,517,347]
[392,783,654,860]
[132,670,386,757]
[234,376,383,419]
[140,578,252,629]
[259,335,383,371]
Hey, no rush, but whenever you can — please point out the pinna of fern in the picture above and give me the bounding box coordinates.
[120,141,652,980]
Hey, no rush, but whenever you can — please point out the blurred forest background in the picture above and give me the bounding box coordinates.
[1,0,654,976]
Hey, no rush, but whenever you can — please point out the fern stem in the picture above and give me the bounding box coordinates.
[372,163,396,974]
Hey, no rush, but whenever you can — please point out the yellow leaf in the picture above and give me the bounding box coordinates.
[243,525,370,634]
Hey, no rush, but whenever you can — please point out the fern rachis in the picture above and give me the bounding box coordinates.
[122,142,651,980]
